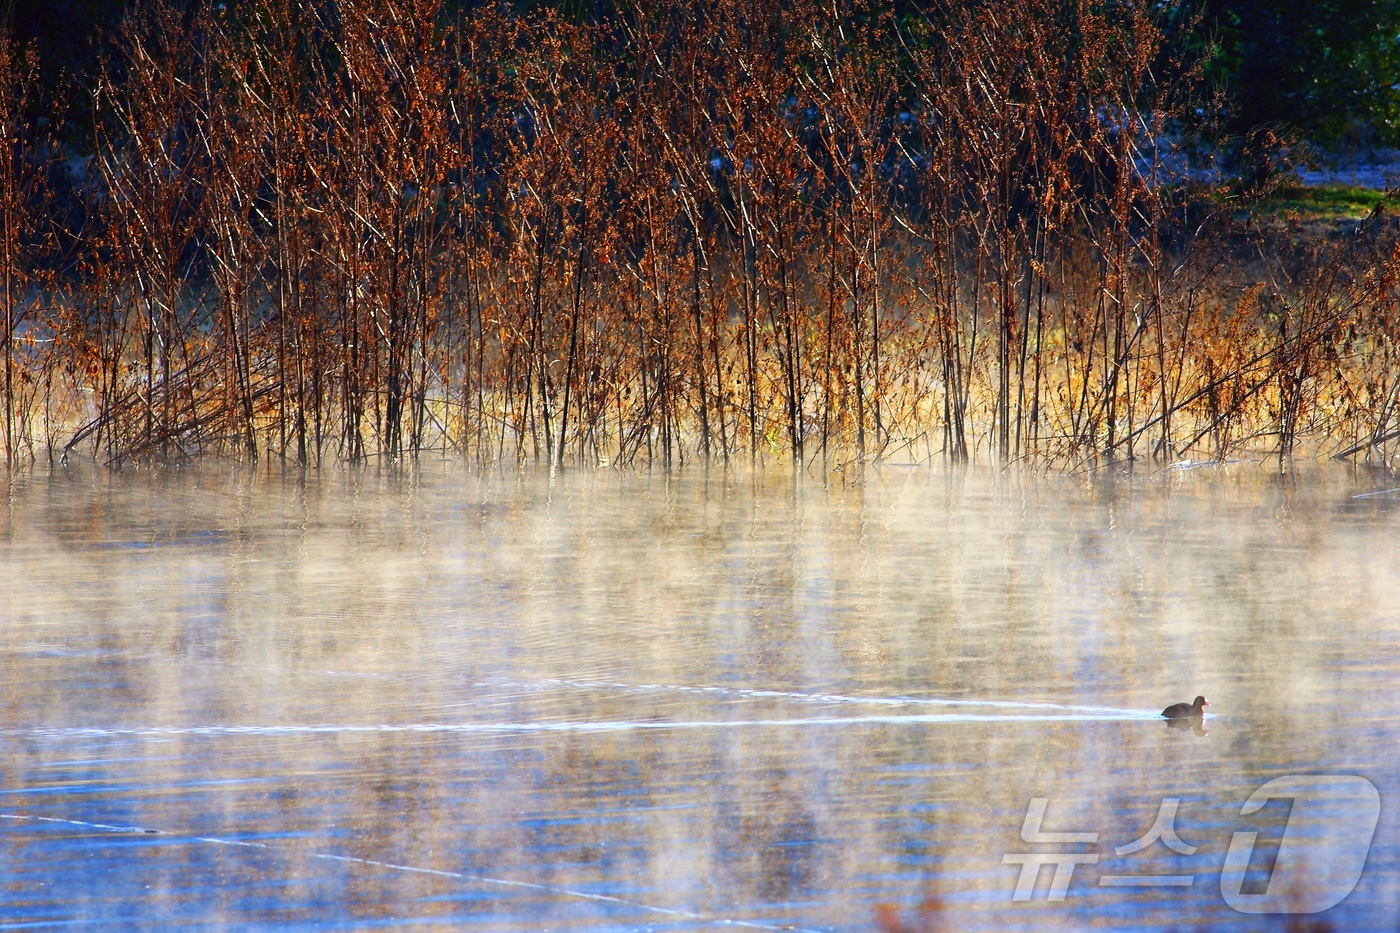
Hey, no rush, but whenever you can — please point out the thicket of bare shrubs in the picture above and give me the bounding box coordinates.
[1,0,1397,471]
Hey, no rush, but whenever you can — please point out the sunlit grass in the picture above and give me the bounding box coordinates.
[1255,182,1394,221]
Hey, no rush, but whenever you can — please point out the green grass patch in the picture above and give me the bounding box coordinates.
[1257,182,1392,221]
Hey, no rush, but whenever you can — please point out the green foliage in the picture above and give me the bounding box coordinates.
[1206,0,1400,148]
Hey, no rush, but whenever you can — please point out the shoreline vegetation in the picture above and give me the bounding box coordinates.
[1,0,1398,472]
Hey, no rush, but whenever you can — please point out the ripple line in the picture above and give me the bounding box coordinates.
[478,676,1148,717]
[0,812,820,932]
[7,710,1162,740]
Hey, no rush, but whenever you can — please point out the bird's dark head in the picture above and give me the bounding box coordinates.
[1194,696,1209,709]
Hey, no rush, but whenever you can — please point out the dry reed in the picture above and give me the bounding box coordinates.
[0,0,1396,472]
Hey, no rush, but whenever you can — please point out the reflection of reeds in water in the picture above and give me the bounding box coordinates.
[870,892,1350,931]
[0,0,1398,471]
[1,467,1396,927]
[875,894,944,932]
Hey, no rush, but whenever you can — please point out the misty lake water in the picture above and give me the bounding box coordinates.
[0,462,1396,930]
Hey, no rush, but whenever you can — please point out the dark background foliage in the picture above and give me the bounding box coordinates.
[8,0,1400,149]
[1207,0,1400,149]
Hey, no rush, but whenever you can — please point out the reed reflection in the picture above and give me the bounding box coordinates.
[0,464,1394,930]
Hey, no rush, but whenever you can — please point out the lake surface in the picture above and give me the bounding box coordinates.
[0,462,1397,930]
